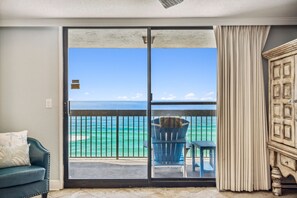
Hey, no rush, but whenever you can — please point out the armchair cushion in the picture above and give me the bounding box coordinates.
[0,165,45,188]
[0,144,31,168]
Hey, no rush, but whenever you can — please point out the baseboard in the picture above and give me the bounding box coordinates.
[50,180,63,190]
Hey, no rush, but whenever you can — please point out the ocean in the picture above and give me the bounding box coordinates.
[68,101,217,158]
[70,101,216,110]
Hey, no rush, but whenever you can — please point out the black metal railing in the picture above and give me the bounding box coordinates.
[68,109,216,158]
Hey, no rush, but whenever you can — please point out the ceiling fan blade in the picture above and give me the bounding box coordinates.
[159,0,184,8]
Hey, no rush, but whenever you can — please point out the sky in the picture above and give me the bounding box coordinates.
[69,48,217,102]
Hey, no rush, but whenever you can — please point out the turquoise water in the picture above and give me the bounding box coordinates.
[68,101,217,158]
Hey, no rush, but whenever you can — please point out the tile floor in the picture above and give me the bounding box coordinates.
[34,187,297,198]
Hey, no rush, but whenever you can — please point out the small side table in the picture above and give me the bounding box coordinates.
[191,141,216,177]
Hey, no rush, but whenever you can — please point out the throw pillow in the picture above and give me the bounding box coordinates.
[0,130,28,147]
[0,144,31,168]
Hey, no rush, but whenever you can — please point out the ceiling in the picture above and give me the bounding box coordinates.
[69,29,216,48]
[0,0,297,19]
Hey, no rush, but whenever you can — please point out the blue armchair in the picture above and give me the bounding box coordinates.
[0,137,50,198]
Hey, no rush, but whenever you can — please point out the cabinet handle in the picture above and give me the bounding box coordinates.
[290,99,297,103]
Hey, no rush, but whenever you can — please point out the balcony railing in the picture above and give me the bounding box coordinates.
[68,109,216,158]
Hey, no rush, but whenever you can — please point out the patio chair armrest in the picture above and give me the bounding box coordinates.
[152,139,186,144]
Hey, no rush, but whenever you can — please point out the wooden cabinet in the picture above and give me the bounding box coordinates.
[263,39,297,196]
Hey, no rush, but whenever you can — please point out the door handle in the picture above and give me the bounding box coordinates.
[64,101,71,116]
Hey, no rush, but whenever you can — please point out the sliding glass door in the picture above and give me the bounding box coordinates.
[64,27,217,187]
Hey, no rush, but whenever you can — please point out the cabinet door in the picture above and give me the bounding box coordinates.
[270,56,295,147]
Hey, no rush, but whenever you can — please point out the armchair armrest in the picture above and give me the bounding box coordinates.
[27,137,50,179]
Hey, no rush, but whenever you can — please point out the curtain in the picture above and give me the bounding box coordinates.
[215,26,271,191]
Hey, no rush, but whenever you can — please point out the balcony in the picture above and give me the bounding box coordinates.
[68,107,216,179]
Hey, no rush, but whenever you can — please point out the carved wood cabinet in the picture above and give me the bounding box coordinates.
[263,39,297,196]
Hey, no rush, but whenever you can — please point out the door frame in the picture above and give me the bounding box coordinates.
[63,26,216,188]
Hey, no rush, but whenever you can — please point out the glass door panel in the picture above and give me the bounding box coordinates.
[67,28,148,179]
[150,29,217,179]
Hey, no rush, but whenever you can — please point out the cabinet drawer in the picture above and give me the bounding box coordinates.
[280,155,296,171]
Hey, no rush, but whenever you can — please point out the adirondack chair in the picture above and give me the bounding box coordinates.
[151,116,189,177]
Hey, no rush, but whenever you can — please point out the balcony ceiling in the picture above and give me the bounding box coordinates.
[0,0,297,19]
[69,29,216,48]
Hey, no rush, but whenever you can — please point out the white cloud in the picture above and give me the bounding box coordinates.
[184,92,197,100]
[117,96,129,100]
[117,93,144,101]
[198,91,216,101]
[84,92,90,95]
[131,93,143,100]
[161,94,176,100]
[205,91,214,96]
[199,97,215,101]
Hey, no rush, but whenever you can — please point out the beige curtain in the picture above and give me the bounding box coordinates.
[215,26,271,191]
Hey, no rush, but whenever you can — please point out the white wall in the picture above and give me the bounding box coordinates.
[0,27,61,184]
